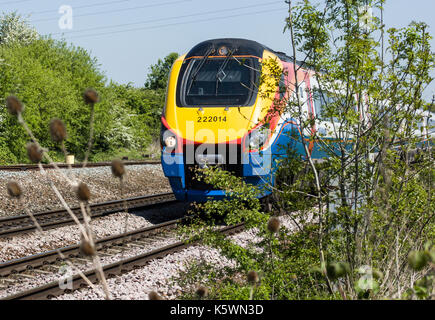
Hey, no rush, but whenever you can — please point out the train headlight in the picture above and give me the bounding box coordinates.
[248,126,269,150]
[164,135,177,148]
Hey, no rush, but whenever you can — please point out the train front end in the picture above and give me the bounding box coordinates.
[160,39,282,202]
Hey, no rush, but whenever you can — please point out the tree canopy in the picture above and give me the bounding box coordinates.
[0,12,38,45]
[0,13,176,163]
[144,52,179,90]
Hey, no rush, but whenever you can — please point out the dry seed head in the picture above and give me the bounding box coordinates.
[49,118,67,142]
[247,270,259,284]
[111,159,125,178]
[334,262,349,278]
[26,143,43,163]
[80,237,96,257]
[326,263,337,280]
[326,262,349,280]
[196,286,208,298]
[408,251,429,271]
[83,89,99,104]
[148,291,163,300]
[76,182,91,201]
[267,217,280,233]
[7,181,22,198]
[6,95,24,115]
[372,269,383,280]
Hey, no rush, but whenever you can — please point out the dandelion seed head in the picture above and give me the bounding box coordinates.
[7,181,22,198]
[80,237,96,257]
[6,95,24,115]
[148,291,163,300]
[76,182,91,202]
[267,217,280,233]
[26,143,43,163]
[49,118,67,142]
[196,286,208,298]
[247,270,259,284]
[83,88,99,104]
[111,159,125,178]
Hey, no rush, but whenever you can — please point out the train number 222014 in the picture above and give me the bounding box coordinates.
[197,116,227,123]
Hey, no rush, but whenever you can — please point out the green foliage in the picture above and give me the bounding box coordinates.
[175,166,333,300]
[108,82,164,144]
[0,37,106,163]
[404,242,435,299]
[144,52,179,90]
[176,0,434,300]
[0,12,38,45]
[0,13,174,163]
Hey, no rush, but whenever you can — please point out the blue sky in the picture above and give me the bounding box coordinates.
[2,0,434,98]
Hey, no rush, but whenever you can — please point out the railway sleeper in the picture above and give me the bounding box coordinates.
[17,273,35,279]
[134,240,152,246]
[32,269,52,275]
[126,243,144,249]
[105,248,122,254]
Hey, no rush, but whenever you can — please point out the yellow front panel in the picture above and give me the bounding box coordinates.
[164,51,282,143]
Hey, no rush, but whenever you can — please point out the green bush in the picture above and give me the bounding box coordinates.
[0,38,106,163]
[0,12,175,164]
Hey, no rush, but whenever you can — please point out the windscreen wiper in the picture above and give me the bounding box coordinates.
[187,46,215,93]
[215,49,234,95]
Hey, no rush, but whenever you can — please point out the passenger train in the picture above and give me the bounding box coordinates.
[160,38,434,202]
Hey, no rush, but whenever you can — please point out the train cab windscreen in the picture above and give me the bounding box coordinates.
[179,57,259,107]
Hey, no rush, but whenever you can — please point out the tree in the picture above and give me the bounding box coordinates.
[0,38,106,163]
[0,12,38,45]
[144,52,179,90]
[176,0,434,300]
[278,0,434,299]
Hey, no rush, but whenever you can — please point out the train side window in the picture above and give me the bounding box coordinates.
[313,90,324,119]
[289,81,310,119]
[313,90,339,122]
[298,82,310,116]
[279,74,286,99]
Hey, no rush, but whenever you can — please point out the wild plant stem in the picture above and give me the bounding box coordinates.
[38,163,89,242]
[82,103,95,167]
[79,202,111,300]
[14,194,104,298]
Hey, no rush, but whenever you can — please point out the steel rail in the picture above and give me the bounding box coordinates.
[0,192,176,238]
[2,222,244,300]
[0,160,161,171]
[0,218,182,278]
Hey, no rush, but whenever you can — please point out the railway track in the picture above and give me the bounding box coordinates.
[0,218,244,300]
[0,192,176,238]
[0,160,160,172]
[0,217,183,299]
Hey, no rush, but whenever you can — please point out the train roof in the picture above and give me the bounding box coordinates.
[185,38,308,67]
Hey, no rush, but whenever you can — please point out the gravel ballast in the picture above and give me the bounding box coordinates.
[0,212,154,262]
[0,227,179,299]
[52,215,302,300]
[0,164,170,217]
[0,201,186,262]
[0,201,187,299]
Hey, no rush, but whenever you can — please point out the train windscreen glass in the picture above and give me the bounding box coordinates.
[181,58,258,107]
